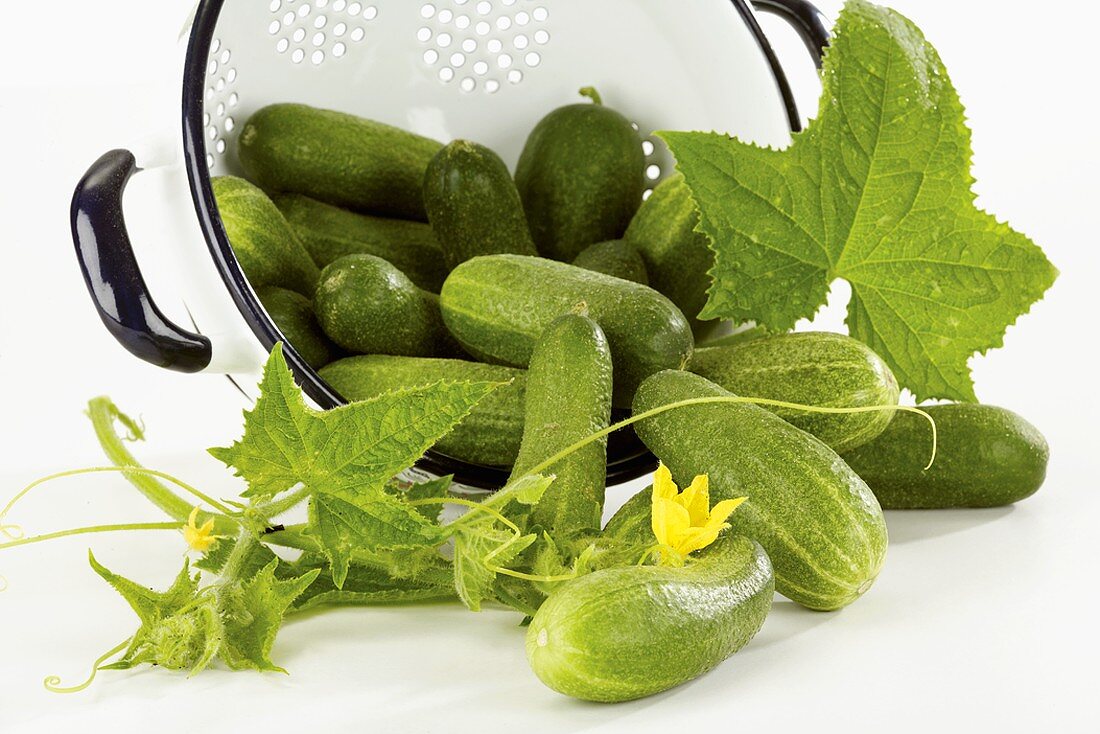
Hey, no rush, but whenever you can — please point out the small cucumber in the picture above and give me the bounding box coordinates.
[237,104,442,220]
[623,173,718,338]
[440,255,693,407]
[571,240,649,285]
[633,370,888,611]
[212,176,320,297]
[274,194,447,292]
[319,355,526,467]
[515,88,645,261]
[842,404,1049,509]
[526,533,773,702]
[314,255,459,357]
[690,332,900,453]
[510,313,613,539]
[423,140,538,269]
[256,286,341,370]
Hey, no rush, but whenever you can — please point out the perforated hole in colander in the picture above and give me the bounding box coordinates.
[269,0,378,67]
[203,38,241,168]
[418,0,550,94]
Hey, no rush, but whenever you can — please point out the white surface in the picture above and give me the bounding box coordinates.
[1,1,1098,731]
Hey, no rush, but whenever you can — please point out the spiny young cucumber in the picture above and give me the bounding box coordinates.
[526,533,773,702]
[510,312,613,540]
[632,370,888,611]
[237,103,442,220]
[212,176,320,297]
[314,255,460,358]
[690,331,900,452]
[423,139,538,269]
[571,240,649,285]
[256,286,341,370]
[319,355,526,467]
[842,404,1049,508]
[274,194,448,292]
[439,254,693,407]
[515,88,645,261]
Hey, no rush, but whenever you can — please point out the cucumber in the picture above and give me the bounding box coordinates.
[212,176,320,297]
[526,533,773,702]
[623,173,718,338]
[571,240,649,285]
[515,88,645,261]
[237,103,442,220]
[274,194,447,292]
[423,140,538,268]
[440,255,693,407]
[690,332,900,453]
[633,370,887,611]
[841,404,1049,509]
[510,313,613,539]
[256,286,341,370]
[314,255,459,357]
[319,355,525,467]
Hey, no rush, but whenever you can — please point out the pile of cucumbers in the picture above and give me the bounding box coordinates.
[214,92,1049,703]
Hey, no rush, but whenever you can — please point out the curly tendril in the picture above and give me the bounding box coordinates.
[44,638,130,694]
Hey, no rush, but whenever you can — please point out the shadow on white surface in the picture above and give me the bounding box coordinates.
[885,507,1014,545]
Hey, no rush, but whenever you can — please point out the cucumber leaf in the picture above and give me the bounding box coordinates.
[661,0,1057,401]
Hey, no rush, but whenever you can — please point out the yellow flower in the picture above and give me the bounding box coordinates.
[650,463,746,561]
[182,506,217,552]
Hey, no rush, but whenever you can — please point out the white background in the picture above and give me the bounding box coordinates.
[1,1,1098,731]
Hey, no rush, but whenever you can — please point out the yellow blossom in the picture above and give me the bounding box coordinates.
[182,506,217,552]
[650,463,746,561]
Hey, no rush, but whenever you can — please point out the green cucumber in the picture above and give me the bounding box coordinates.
[237,103,442,220]
[423,140,538,268]
[212,176,320,297]
[274,194,447,292]
[571,240,649,285]
[690,332,900,453]
[314,255,459,357]
[633,370,888,611]
[526,533,773,702]
[515,88,645,261]
[510,313,613,539]
[319,355,525,467]
[256,286,341,370]
[440,254,693,407]
[623,173,718,338]
[841,404,1049,509]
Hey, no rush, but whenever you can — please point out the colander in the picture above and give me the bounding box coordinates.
[71,0,827,489]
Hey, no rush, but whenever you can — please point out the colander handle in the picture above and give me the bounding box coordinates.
[751,0,830,66]
[71,149,213,373]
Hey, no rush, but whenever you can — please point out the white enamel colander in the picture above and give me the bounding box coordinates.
[71,0,827,487]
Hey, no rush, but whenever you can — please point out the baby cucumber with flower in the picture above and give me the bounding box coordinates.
[842,404,1049,508]
[690,331,900,452]
[633,370,888,611]
[527,533,773,702]
[510,312,613,540]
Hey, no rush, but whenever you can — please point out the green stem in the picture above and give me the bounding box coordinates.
[253,484,312,520]
[0,522,181,551]
[526,398,938,477]
[44,638,131,694]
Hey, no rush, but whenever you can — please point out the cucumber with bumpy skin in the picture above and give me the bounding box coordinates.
[515,88,645,261]
[842,404,1049,509]
[319,355,526,467]
[690,331,900,452]
[237,103,442,220]
[212,176,320,297]
[632,370,888,611]
[314,255,459,358]
[526,533,773,702]
[440,254,693,407]
[274,194,448,291]
[510,313,613,540]
[257,286,341,370]
[423,139,538,269]
[571,240,649,285]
